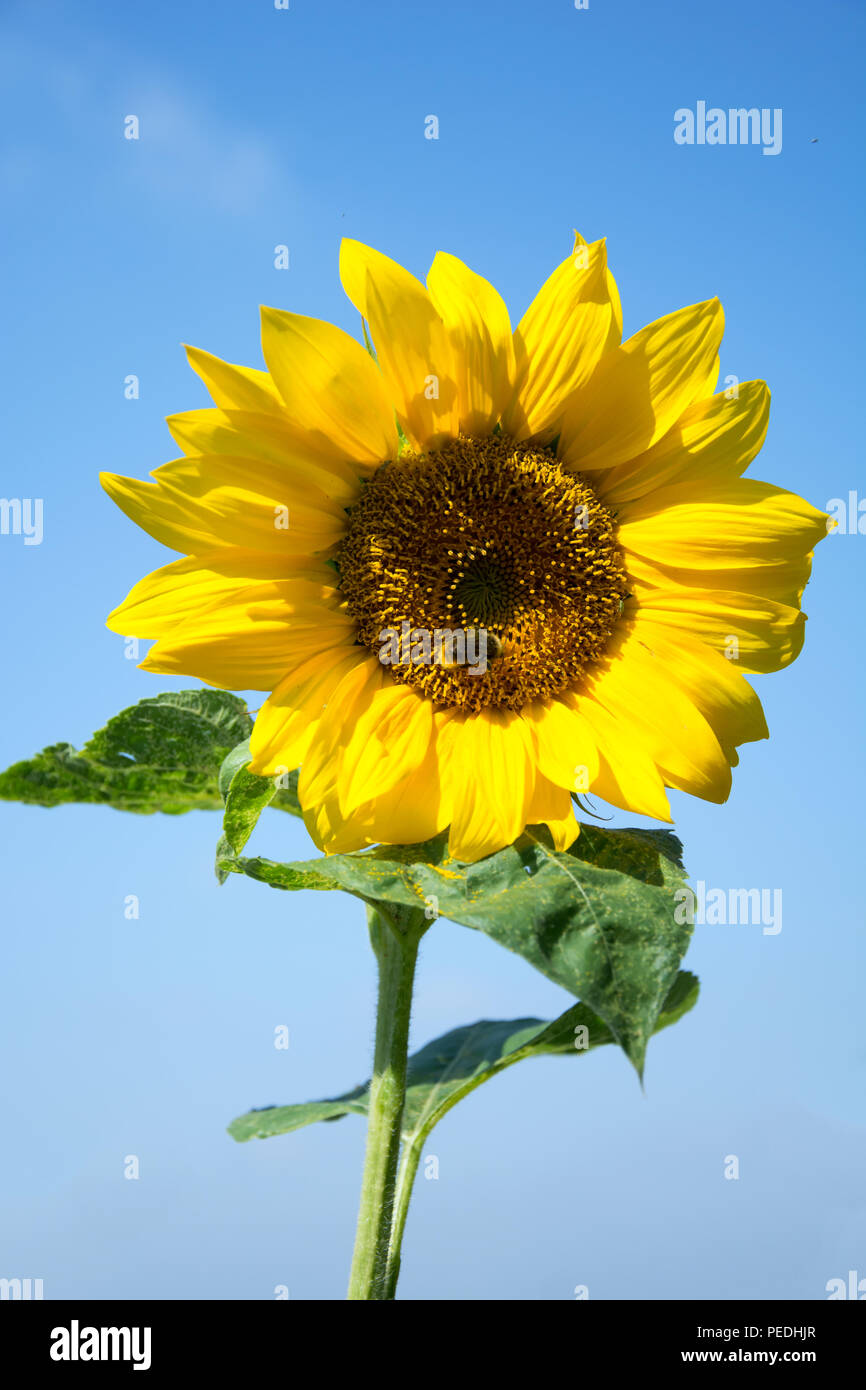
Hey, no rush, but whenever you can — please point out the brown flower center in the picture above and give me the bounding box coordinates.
[337,434,626,712]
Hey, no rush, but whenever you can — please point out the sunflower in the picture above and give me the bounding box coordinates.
[102,234,828,862]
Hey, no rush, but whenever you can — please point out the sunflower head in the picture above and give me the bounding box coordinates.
[101,232,829,862]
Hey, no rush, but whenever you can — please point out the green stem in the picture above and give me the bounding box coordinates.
[382,1132,424,1300]
[382,1037,546,1298]
[347,905,423,1300]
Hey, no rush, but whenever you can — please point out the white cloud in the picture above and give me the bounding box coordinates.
[0,29,284,214]
[121,88,282,213]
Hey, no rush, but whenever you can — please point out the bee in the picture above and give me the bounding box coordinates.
[484,631,504,661]
[464,627,503,664]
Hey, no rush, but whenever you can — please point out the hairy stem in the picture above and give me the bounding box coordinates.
[347,905,423,1300]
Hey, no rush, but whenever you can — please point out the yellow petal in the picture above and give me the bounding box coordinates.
[617,477,829,571]
[166,406,363,502]
[634,587,806,673]
[558,298,725,471]
[597,380,770,506]
[586,627,732,802]
[426,251,515,435]
[623,548,815,609]
[298,656,386,807]
[337,682,436,816]
[249,645,365,775]
[139,582,353,690]
[354,732,454,848]
[184,344,284,415]
[105,548,329,638]
[524,696,600,793]
[606,258,623,342]
[339,238,458,448]
[446,710,536,862]
[302,711,455,855]
[154,453,345,515]
[154,455,347,553]
[631,620,768,757]
[524,773,580,851]
[259,308,398,467]
[101,461,347,557]
[101,470,231,555]
[571,695,672,821]
[502,234,621,442]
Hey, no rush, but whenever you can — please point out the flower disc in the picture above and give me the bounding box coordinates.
[337,434,627,711]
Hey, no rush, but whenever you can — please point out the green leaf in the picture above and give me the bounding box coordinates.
[217,738,256,803]
[223,766,278,855]
[217,823,692,1075]
[214,745,301,884]
[218,738,303,823]
[215,739,304,883]
[271,769,303,817]
[0,691,252,814]
[228,971,699,1143]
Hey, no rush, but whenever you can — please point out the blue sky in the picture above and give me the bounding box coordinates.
[1,0,864,1300]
